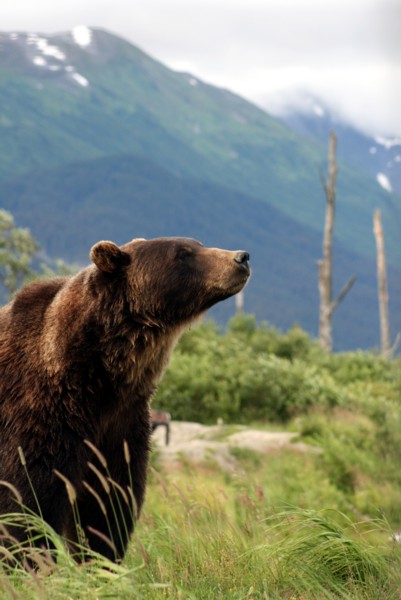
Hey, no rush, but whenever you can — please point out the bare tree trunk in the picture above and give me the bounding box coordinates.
[318,131,337,352]
[318,131,356,352]
[373,209,391,355]
[235,289,244,315]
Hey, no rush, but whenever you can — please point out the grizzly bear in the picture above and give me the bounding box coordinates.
[0,237,250,561]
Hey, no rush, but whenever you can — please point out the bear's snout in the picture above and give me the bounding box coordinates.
[233,251,250,274]
[213,248,251,296]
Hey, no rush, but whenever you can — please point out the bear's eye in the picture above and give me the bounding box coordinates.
[177,246,194,260]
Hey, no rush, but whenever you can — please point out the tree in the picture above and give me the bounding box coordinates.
[373,209,391,356]
[317,131,356,352]
[0,209,39,297]
[235,289,244,315]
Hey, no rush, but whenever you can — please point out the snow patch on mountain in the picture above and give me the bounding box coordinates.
[72,26,92,48]
[377,173,392,193]
[27,34,66,61]
[266,88,401,197]
[313,103,325,117]
[33,56,47,67]
[374,136,401,150]
[6,31,92,88]
[71,72,89,87]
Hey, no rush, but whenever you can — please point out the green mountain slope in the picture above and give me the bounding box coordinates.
[0,27,399,349]
[0,28,399,266]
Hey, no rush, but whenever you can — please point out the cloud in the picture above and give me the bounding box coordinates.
[249,64,401,137]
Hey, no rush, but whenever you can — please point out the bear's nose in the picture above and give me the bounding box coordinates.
[234,251,250,270]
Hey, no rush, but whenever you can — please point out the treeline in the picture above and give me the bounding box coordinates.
[155,314,401,424]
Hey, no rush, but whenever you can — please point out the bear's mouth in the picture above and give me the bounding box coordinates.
[225,270,251,296]
[206,250,251,302]
[238,263,250,277]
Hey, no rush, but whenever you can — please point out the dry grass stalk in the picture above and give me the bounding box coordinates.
[84,440,108,469]
[53,470,77,505]
[107,479,129,505]
[82,481,107,516]
[17,447,26,466]
[0,481,23,505]
[123,440,131,465]
[87,463,110,495]
[86,526,116,554]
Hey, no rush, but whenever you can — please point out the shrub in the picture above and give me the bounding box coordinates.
[154,317,399,426]
[317,350,397,384]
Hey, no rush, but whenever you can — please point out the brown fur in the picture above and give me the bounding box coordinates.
[0,237,250,561]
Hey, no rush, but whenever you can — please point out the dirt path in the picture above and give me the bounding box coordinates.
[152,421,311,471]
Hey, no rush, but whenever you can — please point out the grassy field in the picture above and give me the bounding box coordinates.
[1,319,401,598]
[1,434,401,599]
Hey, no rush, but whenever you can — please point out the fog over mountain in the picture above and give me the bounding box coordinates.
[264,89,401,198]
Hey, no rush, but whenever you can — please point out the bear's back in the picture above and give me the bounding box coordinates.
[0,278,66,336]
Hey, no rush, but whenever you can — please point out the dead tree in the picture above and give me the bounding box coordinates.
[317,131,356,352]
[373,209,391,355]
[235,289,244,315]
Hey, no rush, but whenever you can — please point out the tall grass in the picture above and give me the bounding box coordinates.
[126,466,401,599]
[1,468,400,599]
[1,418,401,599]
[1,440,401,599]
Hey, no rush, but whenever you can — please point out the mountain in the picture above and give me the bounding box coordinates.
[269,91,401,198]
[3,152,400,351]
[0,27,400,350]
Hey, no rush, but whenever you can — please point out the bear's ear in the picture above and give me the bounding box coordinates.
[90,241,131,273]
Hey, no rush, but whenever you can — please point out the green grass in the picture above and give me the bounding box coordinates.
[132,459,401,599]
[1,449,401,599]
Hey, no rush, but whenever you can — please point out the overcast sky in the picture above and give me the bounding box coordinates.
[1,0,400,136]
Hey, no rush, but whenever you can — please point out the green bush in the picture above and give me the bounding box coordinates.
[155,349,242,423]
[155,317,349,423]
[237,356,345,421]
[169,319,401,424]
[227,314,316,360]
[316,350,397,384]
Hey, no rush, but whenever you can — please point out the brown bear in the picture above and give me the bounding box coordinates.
[0,236,250,561]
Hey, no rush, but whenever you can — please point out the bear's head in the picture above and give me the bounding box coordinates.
[90,237,250,325]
